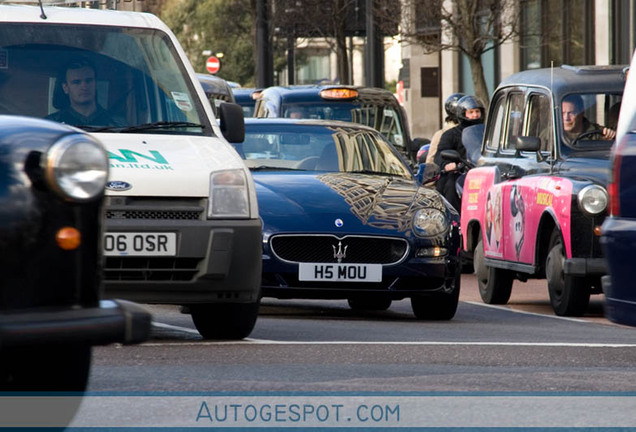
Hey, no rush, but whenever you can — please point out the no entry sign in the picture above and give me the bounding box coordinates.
[206,56,221,74]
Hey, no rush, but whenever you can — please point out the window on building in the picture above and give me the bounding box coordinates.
[520,0,594,70]
[611,0,636,64]
[296,52,331,85]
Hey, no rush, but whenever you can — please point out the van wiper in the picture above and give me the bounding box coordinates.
[119,121,206,133]
[250,165,298,171]
[80,122,205,133]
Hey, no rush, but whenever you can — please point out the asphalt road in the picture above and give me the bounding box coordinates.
[88,274,636,393]
[64,274,636,428]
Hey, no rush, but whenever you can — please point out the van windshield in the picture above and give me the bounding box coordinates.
[0,23,211,134]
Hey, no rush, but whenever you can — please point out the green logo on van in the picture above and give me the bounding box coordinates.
[108,149,169,164]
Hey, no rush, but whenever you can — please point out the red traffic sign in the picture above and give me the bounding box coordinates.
[206,56,221,74]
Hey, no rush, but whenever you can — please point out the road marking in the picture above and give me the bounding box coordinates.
[147,323,636,348]
[152,321,201,335]
[464,301,590,323]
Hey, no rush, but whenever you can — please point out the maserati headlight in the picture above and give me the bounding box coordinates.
[44,134,109,201]
[578,185,608,215]
[413,208,448,237]
[208,169,250,218]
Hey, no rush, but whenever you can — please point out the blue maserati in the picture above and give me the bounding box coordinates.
[239,118,461,320]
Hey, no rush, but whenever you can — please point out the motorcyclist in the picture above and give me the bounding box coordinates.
[425,92,464,164]
[433,95,485,212]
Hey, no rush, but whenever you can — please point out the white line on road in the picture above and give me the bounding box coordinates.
[147,322,636,348]
[464,301,591,323]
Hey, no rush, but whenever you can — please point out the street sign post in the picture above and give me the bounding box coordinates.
[206,56,221,74]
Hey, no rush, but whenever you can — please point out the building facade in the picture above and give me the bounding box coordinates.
[401,0,636,140]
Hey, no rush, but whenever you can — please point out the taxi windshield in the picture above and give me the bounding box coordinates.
[559,92,622,154]
[282,102,406,149]
[238,123,412,178]
[0,23,210,134]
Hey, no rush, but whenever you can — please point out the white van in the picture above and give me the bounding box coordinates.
[0,3,262,339]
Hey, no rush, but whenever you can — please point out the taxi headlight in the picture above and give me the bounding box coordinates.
[44,134,109,201]
[208,169,250,218]
[413,208,448,237]
[578,185,608,215]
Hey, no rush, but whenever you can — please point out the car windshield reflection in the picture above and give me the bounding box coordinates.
[239,123,412,178]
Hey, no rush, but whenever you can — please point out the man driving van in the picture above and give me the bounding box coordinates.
[47,58,125,127]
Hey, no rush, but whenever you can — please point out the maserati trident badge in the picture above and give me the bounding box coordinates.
[332,241,348,263]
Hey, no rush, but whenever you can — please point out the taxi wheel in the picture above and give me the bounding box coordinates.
[347,297,392,311]
[411,271,460,320]
[474,238,513,304]
[0,345,91,391]
[191,301,260,340]
[546,230,590,316]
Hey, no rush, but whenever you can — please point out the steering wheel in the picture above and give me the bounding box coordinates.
[295,156,319,170]
[570,129,605,147]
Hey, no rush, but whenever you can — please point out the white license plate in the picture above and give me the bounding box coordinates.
[298,263,382,282]
[103,232,177,257]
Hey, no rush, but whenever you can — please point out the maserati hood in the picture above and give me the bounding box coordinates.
[253,171,445,235]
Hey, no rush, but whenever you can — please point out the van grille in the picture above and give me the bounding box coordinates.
[104,257,200,281]
[104,197,205,221]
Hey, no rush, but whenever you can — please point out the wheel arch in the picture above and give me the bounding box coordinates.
[464,218,482,253]
[535,209,559,278]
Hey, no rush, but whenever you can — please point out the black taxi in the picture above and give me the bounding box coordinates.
[0,115,151,392]
[253,84,423,165]
[456,65,625,316]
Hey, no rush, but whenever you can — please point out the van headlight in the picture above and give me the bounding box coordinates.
[44,134,109,201]
[413,208,448,237]
[208,169,250,218]
[578,185,608,215]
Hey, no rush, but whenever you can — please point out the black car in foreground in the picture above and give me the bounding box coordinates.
[601,62,636,326]
[0,115,151,392]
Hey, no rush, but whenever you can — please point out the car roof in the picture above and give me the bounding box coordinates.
[244,117,379,132]
[233,88,262,100]
[259,84,400,105]
[0,3,168,30]
[196,73,235,102]
[498,65,627,96]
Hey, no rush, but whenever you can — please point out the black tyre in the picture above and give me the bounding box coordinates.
[191,301,260,340]
[347,297,392,311]
[545,229,590,316]
[474,238,514,304]
[0,344,91,391]
[410,272,460,320]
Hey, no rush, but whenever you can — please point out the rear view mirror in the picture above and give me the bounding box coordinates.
[280,134,310,145]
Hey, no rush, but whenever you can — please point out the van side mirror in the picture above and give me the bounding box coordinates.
[218,102,245,143]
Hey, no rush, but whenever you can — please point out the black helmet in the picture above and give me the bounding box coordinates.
[444,92,464,118]
[455,95,485,123]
